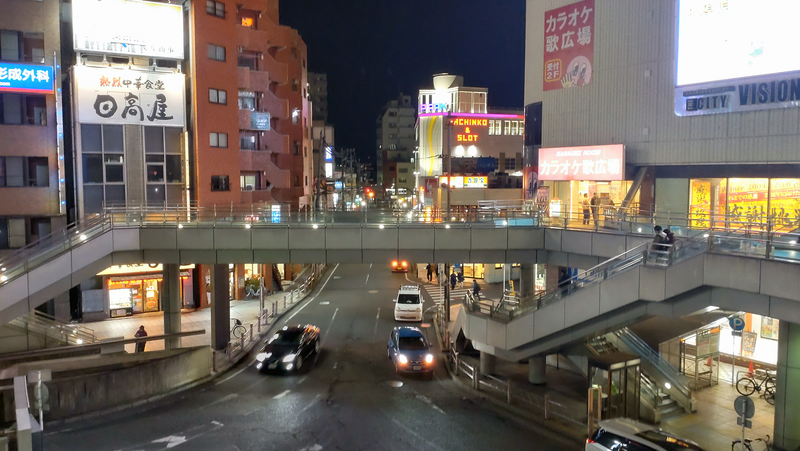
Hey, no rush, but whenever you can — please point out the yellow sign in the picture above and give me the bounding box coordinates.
[98,264,195,276]
[690,180,711,229]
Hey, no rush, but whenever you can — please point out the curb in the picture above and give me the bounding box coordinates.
[45,266,331,430]
[432,316,585,446]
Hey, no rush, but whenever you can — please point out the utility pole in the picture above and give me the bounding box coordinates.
[444,110,452,323]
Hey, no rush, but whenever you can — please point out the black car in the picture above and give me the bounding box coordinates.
[256,324,320,373]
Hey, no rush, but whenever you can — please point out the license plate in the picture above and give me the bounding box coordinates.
[268,363,277,369]
[413,366,422,371]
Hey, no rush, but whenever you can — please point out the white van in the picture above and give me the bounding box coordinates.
[393,285,423,321]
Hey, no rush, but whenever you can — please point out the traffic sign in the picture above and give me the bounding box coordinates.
[732,331,743,337]
[729,316,745,331]
[734,395,755,419]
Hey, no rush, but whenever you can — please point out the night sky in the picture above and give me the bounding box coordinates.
[279,1,526,166]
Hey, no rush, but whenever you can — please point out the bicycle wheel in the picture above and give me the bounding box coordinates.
[232,325,247,339]
[764,386,776,406]
[731,439,745,451]
[737,377,757,396]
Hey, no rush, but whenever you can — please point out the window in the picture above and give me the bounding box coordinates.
[398,168,409,174]
[388,134,397,139]
[388,123,397,128]
[0,30,44,63]
[398,177,407,183]
[388,111,397,117]
[207,44,225,61]
[209,88,227,105]
[239,132,257,150]
[293,141,300,155]
[293,175,300,187]
[0,156,22,186]
[291,79,299,92]
[210,132,228,148]
[0,93,46,125]
[0,156,47,187]
[211,175,230,191]
[305,175,308,186]
[240,172,259,191]
[238,9,257,28]
[27,157,47,186]
[237,52,258,70]
[238,91,256,110]
[206,0,225,18]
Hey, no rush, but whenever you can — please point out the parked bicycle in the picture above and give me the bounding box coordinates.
[230,318,247,339]
[245,285,262,300]
[736,370,776,405]
[731,434,770,451]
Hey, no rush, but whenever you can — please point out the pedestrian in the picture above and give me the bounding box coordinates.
[664,227,676,245]
[434,264,440,282]
[450,271,457,290]
[457,270,464,288]
[426,263,432,282]
[472,279,481,300]
[134,325,147,353]
[590,193,600,224]
[652,225,667,252]
[582,193,591,225]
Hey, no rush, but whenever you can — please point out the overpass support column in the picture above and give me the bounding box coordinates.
[520,264,534,298]
[162,264,182,349]
[528,355,546,385]
[774,321,800,450]
[210,264,231,351]
[480,351,496,375]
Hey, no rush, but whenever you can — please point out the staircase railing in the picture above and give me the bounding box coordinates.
[613,327,692,405]
[6,311,98,347]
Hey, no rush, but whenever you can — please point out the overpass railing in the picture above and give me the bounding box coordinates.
[1,203,799,292]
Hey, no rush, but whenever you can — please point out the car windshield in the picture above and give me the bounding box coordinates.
[270,330,302,345]
[398,336,427,351]
[635,430,704,451]
[398,294,419,304]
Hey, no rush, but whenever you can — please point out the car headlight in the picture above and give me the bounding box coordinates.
[256,352,272,362]
[425,354,434,364]
[282,353,297,363]
[398,355,408,364]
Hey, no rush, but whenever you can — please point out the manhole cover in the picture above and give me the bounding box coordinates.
[388,381,404,388]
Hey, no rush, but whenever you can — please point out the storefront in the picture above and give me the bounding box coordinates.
[537,145,634,219]
[99,264,195,318]
[688,177,800,232]
[683,314,779,368]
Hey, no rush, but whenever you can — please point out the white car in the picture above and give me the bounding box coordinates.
[393,284,423,321]
[587,419,704,451]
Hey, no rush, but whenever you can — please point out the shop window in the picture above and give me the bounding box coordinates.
[206,0,225,18]
[146,185,165,204]
[0,30,44,63]
[209,88,227,105]
[207,44,225,62]
[0,93,46,125]
[145,127,164,153]
[165,127,181,154]
[210,132,228,148]
[146,155,164,182]
[211,175,230,191]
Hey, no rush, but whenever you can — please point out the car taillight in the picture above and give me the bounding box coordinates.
[402,261,407,266]
[392,261,398,266]
[586,438,595,444]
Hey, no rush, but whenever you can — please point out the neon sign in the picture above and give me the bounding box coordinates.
[452,117,488,143]
[0,62,53,94]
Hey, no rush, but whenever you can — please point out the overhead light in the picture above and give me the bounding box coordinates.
[0,275,6,282]
[79,234,87,241]
[245,224,251,229]
[379,224,385,229]
[703,233,709,238]
[637,227,642,233]
[664,382,671,390]
[791,240,797,245]
[313,224,319,229]
[177,224,183,229]
[445,224,450,229]
[76,339,84,345]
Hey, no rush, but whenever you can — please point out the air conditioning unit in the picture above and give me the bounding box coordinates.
[245,185,254,191]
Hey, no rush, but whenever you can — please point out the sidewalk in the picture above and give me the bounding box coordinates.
[84,291,291,354]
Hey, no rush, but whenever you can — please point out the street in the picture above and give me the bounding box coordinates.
[45,264,575,451]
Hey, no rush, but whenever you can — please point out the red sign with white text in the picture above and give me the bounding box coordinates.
[543,0,595,91]
[538,144,624,181]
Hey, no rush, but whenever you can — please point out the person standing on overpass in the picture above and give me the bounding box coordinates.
[134,325,148,353]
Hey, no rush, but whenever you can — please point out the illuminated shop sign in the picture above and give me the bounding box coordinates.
[420,103,449,113]
[0,62,53,93]
[538,144,624,181]
[452,118,487,143]
[438,176,488,189]
[98,263,195,276]
[72,0,184,59]
[74,66,185,126]
[675,0,800,116]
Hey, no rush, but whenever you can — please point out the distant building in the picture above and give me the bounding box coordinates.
[376,95,415,199]
[416,74,524,217]
[308,72,328,123]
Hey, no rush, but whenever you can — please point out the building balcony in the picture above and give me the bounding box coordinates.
[262,88,289,120]
[235,26,289,84]
[239,149,290,190]
[240,189,275,205]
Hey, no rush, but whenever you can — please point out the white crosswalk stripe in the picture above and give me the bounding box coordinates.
[422,285,470,304]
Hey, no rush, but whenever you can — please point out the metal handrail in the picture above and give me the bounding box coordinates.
[614,328,692,400]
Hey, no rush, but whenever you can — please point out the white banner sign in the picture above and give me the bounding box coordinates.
[74,66,185,126]
[73,0,184,59]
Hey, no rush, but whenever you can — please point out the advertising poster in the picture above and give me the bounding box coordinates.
[543,0,595,91]
[742,331,757,358]
[536,187,550,215]
[690,180,711,229]
[761,317,780,340]
[696,326,720,359]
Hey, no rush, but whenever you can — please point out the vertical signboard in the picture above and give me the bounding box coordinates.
[543,0,595,91]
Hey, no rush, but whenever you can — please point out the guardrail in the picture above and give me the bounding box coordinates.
[447,342,586,428]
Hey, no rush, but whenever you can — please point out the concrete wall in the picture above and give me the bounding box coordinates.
[0,346,211,421]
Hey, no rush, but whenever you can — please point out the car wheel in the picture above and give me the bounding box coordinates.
[296,355,303,371]
[314,338,321,354]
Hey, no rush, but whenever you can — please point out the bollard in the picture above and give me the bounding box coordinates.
[283,296,287,309]
[454,352,459,376]
[249,323,254,342]
[473,367,480,390]
[240,334,245,354]
[257,315,262,333]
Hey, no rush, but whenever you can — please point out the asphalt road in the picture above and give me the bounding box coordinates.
[45,264,576,451]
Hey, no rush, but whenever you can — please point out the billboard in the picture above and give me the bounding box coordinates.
[73,66,185,126]
[0,62,53,94]
[72,0,184,60]
[538,144,624,181]
[675,0,800,116]
[543,0,595,91]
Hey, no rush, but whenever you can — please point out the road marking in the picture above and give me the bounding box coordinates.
[333,362,337,369]
[208,393,238,407]
[284,264,339,324]
[273,390,291,399]
[152,435,187,448]
[333,276,341,279]
[320,301,330,305]
[416,394,446,415]
[322,308,339,348]
[374,308,380,334]
[370,263,373,269]
[365,274,370,284]
[369,290,378,294]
